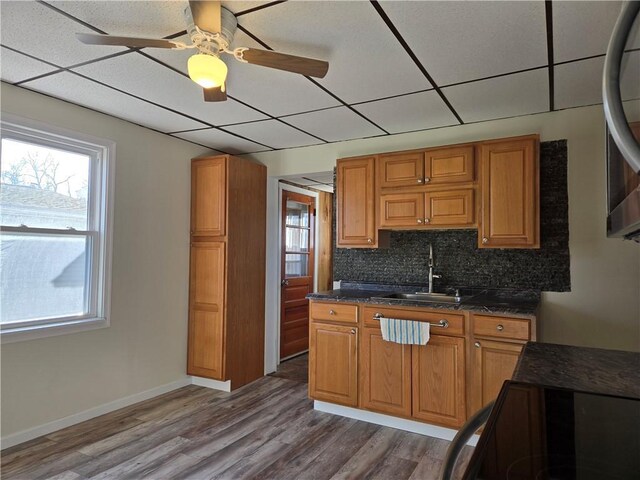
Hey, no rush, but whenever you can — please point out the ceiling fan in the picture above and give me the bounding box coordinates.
[76,0,329,102]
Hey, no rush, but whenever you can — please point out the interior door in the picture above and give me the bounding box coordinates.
[280,190,315,360]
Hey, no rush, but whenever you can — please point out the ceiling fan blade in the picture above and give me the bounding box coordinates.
[189,0,221,34]
[76,33,179,49]
[240,48,329,78]
[203,85,227,102]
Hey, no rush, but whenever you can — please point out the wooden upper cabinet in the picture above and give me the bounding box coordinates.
[425,189,474,226]
[378,151,425,188]
[480,137,539,248]
[379,192,425,228]
[191,157,226,237]
[309,321,358,407]
[336,157,377,247]
[425,146,474,184]
[412,335,467,428]
[360,326,412,417]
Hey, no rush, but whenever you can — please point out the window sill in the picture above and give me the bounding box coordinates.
[0,317,109,344]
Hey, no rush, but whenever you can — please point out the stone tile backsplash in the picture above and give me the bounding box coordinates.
[333,140,570,292]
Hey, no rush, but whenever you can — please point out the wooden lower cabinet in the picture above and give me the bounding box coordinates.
[470,339,524,413]
[412,335,467,428]
[360,326,412,417]
[309,321,358,407]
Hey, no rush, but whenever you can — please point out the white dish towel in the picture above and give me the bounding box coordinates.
[380,318,430,345]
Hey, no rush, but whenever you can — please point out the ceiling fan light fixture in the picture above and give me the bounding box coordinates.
[188,53,228,89]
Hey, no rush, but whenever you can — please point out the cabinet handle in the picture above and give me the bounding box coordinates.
[329,309,335,315]
[351,328,356,335]
[482,237,489,244]
[424,177,431,183]
[417,218,423,224]
[424,218,430,224]
[417,178,424,184]
[474,341,481,348]
[367,238,373,244]
[496,324,504,332]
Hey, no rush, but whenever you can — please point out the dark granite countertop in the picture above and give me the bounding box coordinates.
[307,281,540,316]
[513,342,640,399]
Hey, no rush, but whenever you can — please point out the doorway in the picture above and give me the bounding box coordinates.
[280,190,315,360]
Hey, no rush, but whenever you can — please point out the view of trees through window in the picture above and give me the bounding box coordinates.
[1,138,91,323]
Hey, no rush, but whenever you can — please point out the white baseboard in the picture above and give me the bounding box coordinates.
[314,401,479,446]
[190,376,231,392]
[1,378,192,450]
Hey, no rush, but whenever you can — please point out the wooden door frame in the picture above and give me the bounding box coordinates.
[276,183,320,365]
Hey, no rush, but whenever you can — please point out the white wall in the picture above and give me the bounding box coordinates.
[1,83,210,438]
[252,103,640,355]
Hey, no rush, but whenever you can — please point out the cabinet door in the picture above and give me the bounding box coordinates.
[309,322,358,406]
[470,339,523,413]
[412,335,466,428]
[336,157,377,247]
[425,189,475,226]
[480,138,538,248]
[425,146,474,184]
[360,327,412,417]
[188,242,225,379]
[378,151,425,188]
[191,157,227,237]
[379,192,425,228]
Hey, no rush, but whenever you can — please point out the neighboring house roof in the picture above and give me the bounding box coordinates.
[0,183,86,210]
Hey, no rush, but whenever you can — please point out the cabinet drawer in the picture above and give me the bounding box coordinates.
[473,314,530,341]
[310,302,358,324]
[363,306,464,336]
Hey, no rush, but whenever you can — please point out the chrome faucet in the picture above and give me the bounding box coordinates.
[428,244,441,293]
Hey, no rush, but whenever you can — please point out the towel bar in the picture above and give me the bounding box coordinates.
[373,313,449,328]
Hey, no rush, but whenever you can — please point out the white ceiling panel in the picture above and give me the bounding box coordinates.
[224,1,274,15]
[21,71,207,133]
[49,1,187,38]
[553,1,640,63]
[0,47,59,84]
[236,1,432,103]
[225,120,323,149]
[72,54,267,126]
[555,52,640,110]
[148,31,341,117]
[353,90,458,134]
[305,172,334,184]
[283,107,385,143]
[0,1,126,67]
[443,69,549,124]
[380,1,547,86]
[173,128,269,154]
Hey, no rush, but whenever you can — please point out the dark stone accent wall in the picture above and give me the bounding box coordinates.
[333,140,570,292]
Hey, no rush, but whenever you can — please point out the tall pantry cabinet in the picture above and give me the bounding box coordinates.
[188,155,266,389]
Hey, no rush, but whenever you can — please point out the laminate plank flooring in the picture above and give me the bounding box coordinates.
[2,363,472,479]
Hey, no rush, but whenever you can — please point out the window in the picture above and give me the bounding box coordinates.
[0,115,114,343]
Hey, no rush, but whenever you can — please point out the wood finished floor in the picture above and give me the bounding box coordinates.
[2,356,472,480]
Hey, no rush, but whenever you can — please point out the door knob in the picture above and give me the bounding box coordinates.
[281,279,289,286]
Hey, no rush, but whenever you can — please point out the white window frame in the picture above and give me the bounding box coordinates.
[0,114,115,343]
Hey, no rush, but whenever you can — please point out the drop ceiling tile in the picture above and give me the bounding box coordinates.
[555,52,640,110]
[72,54,267,126]
[225,2,275,15]
[305,172,334,184]
[148,31,341,116]
[553,1,640,63]
[443,69,549,124]
[380,1,547,86]
[225,120,323,149]
[0,47,59,83]
[173,128,269,154]
[283,107,385,143]
[22,71,206,133]
[353,90,459,134]
[50,1,187,38]
[236,1,432,103]
[0,1,126,67]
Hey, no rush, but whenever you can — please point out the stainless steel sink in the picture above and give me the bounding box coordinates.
[373,292,466,304]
